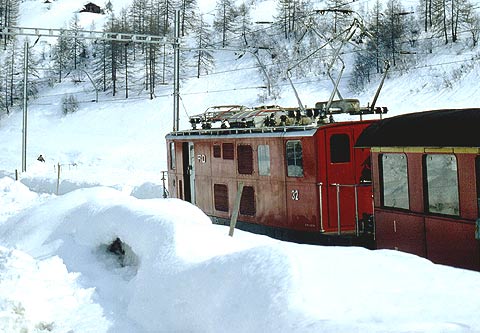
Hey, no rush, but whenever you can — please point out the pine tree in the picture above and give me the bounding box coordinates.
[92,39,108,92]
[233,3,253,47]
[116,8,134,98]
[92,14,121,95]
[180,0,199,37]
[192,14,214,78]
[69,14,87,70]
[463,2,480,47]
[104,0,113,14]
[275,0,310,40]
[325,0,353,35]
[213,0,236,47]
[380,0,406,67]
[0,0,19,48]
[1,39,21,113]
[51,30,70,83]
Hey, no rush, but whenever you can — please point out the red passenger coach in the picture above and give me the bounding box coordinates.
[356,109,480,271]
[166,104,383,246]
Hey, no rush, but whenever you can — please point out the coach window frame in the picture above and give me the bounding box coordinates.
[423,153,460,216]
[475,156,480,218]
[379,153,410,210]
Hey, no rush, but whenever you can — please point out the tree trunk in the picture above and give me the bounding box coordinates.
[443,0,448,44]
[124,45,128,99]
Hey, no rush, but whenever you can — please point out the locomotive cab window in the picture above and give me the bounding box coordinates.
[258,145,271,176]
[169,142,176,170]
[380,153,409,209]
[330,134,350,163]
[286,140,303,177]
[424,154,459,216]
[237,145,253,174]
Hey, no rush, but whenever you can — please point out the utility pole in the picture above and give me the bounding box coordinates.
[173,10,180,132]
[21,39,28,173]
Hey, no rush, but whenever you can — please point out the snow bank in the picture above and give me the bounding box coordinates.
[0,246,110,333]
[1,183,480,332]
[130,181,167,199]
[0,177,50,224]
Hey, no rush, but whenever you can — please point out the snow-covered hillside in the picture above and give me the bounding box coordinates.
[0,0,480,332]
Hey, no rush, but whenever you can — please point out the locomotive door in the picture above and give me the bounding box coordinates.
[326,129,356,232]
[182,142,196,204]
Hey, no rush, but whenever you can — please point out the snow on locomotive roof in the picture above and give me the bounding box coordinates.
[166,127,319,139]
[355,108,480,148]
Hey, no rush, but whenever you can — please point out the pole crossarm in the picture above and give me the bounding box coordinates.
[1,26,172,45]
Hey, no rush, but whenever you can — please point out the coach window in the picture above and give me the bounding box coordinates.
[425,154,459,216]
[213,144,221,158]
[330,134,350,163]
[237,145,253,174]
[286,140,303,177]
[380,153,409,209]
[240,186,256,216]
[169,142,176,170]
[258,145,271,176]
[214,184,229,212]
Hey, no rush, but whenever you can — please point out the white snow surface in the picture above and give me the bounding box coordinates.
[0,0,479,332]
[1,181,480,333]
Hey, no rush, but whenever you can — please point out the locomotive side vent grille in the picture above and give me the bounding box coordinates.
[213,144,221,158]
[214,184,229,212]
[237,145,253,174]
[240,186,256,216]
[222,143,234,160]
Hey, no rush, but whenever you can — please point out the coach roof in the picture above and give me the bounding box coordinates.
[355,108,480,148]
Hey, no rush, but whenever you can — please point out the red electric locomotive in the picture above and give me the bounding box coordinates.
[356,108,480,271]
[166,101,387,246]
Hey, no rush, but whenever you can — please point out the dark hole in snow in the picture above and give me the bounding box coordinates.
[106,237,138,269]
[108,237,125,256]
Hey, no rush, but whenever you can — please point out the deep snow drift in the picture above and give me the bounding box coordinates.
[1,178,480,332]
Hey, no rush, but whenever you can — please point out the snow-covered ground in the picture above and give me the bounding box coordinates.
[1,180,480,333]
[0,0,480,332]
